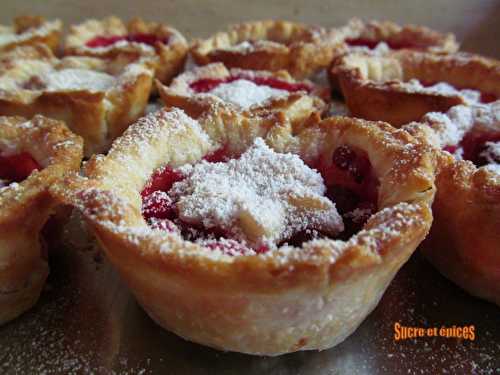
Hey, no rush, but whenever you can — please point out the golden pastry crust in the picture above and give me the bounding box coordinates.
[157,62,328,129]
[51,106,436,355]
[0,115,83,325]
[64,16,188,84]
[403,102,500,305]
[191,20,346,79]
[328,18,459,90]
[0,44,155,157]
[332,50,500,126]
[336,18,458,55]
[0,16,62,53]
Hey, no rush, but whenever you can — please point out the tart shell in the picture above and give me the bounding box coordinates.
[422,155,500,305]
[403,103,500,305]
[0,115,83,324]
[51,107,436,355]
[0,44,154,156]
[339,18,458,54]
[157,62,328,129]
[191,20,346,79]
[64,16,188,84]
[332,51,500,126]
[327,18,459,91]
[0,16,62,53]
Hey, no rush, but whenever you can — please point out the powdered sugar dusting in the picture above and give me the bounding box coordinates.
[207,79,289,109]
[480,141,500,164]
[419,105,476,148]
[404,80,481,103]
[418,101,500,148]
[44,69,115,92]
[170,138,343,249]
[351,41,390,55]
[0,19,61,49]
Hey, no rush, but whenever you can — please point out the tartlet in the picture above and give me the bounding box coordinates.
[157,62,328,128]
[327,18,459,90]
[64,16,188,84]
[0,44,154,156]
[0,115,83,324]
[331,50,500,126]
[337,18,458,55]
[0,15,62,53]
[191,20,346,79]
[404,101,500,305]
[52,106,436,355]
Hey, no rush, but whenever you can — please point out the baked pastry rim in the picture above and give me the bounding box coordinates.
[0,114,83,324]
[156,62,329,125]
[0,44,155,156]
[64,16,188,84]
[331,50,500,125]
[0,15,62,53]
[190,19,346,78]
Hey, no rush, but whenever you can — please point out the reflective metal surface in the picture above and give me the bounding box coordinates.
[1,230,499,374]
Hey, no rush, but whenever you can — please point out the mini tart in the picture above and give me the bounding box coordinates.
[332,50,500,126]
[64,16,188,84]
[0,115,83,325]
[157,62,328,128]
[328,18,459,90]
[338,18,458,55]
[404,101,500,305]
[0,15,62,53]
[0,44,154,157]
[191,20,346,79]
[52,106,436,355]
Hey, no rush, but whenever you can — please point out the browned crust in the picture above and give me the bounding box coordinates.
[327,19,459,91]
[0,115,83,324]
[332,51,500,126]
[421,155,500,306]
[191,20,346,79]
[403,106,500,306]
[64,16,188,84]
[157,62,328,129]
[340,18,458,53]
[50,106,435,354]
[0,44,154,156]
[0,16,62,53]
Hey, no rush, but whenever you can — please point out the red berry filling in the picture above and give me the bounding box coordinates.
[86,33,169,48]
[142,191,176,220]
[203,145,230,163]
[141,145,378,253]
[0,152,40,183]
[345,38,420,50]
[141,166,184,198]
[316,145,379,240]
[189,74,311,94]
[457,132,500,167]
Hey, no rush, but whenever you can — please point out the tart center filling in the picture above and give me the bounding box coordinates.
[43,69,115,92]
[141,139,379,255]
[172,138,344,249]
[0,152,40,187]
[9,61,116,93]
[446,133,500,167]
[85,33,168,48]
[189,74,311,108]
[318,145,379,240]
[428,104,500,170]
[346,38,416,51]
